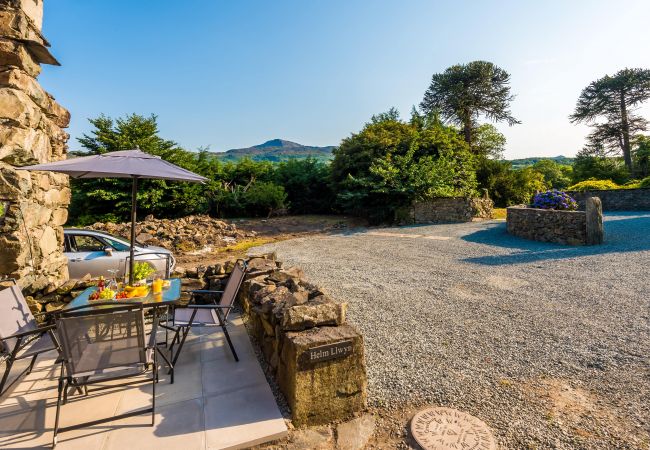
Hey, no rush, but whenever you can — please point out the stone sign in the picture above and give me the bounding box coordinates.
[299,339,353,368]
[411,407,496,450]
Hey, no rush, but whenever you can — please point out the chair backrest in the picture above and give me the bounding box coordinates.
[55,305,146,378]
[219,261,247,312]
[0,284,37,354]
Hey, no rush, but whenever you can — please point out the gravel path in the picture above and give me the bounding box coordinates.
[254,212,650,449]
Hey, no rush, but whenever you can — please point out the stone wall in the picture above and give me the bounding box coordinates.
[506,206,602,245]
[568,188,650,211]
[0,0,70,292]
[404,197,493,224]
[229,254,367,427]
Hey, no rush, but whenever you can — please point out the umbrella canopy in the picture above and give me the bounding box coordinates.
[21,149,207,182]
[19,149,208,284]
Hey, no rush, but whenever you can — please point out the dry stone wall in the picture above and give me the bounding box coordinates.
[507,207,586,245]
[213,254,369,427]
[0,0,70,292]
[568,188,650,211]
[405,197,493,224]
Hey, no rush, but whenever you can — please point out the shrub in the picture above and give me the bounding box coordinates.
[242,182,287,217]
[639,176,650,188]
[566,179,620,191]
[530,190,578,211]
[476,159,547,207]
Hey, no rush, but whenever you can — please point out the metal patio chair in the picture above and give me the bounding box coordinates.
[166,260,247,367]
[52,303,159,447]
[0,279,60,398]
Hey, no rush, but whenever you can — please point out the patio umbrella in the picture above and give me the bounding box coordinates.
[19,149,208,284]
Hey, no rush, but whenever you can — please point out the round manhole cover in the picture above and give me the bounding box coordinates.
[410,407,497,450]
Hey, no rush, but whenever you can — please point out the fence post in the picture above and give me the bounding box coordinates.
[586,197,604,245]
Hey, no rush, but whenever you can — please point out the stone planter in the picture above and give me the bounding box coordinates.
[506,198,603,246]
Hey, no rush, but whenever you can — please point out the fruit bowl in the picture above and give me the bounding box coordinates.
[89,288,116,301]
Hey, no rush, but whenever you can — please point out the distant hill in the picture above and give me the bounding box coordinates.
[508,155,574,169]
[212,139,335,162]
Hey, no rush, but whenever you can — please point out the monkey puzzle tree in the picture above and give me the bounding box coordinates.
[419,61,520,150]
[570,68,650,171]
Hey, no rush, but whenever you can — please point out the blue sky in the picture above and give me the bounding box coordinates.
[40,0,650,158]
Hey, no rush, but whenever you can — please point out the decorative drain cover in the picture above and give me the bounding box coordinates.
[410,407,497,450]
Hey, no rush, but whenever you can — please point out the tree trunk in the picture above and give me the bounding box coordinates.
[620,92,633,171]
[463,118,472,149]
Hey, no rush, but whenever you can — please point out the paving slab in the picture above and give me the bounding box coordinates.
[0,312,287,450]
[204,383,288,450]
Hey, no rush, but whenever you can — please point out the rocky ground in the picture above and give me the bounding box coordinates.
[88,214,358,269]
[254,212,650,449]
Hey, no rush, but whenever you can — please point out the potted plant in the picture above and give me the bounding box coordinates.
[131,261,156,286]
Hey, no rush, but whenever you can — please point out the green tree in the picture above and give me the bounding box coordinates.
[571,150,630,184]
[274,158,334,214]
[71,114,222,223]
[570,68,650,171]
[331,109,476,223]
[476,159,547,207]
[471,124,506,159]
[633,135,650,178]
[532,159,572,189]
[419,61,520,149]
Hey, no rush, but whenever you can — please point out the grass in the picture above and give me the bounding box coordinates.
[492,208,507,220]
[216,237,276,254]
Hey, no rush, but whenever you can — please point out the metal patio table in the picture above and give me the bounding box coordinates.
[63,278,182,382]
[65,278,182,311]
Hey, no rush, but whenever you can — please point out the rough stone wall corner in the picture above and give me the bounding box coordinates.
[0,0,69,292]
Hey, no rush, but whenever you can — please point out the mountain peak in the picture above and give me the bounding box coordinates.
[214,139,335,162]
[254,139,302,149]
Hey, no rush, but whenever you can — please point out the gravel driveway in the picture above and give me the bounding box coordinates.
[254,212,650,449]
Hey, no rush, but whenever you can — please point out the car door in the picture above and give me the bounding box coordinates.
[99,235,131,277]
[66,234,119,279]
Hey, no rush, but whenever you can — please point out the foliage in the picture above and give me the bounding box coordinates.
[566,179,621,191]
[70,114,342,223]
[131,261,156,281]
[471,124,507,159]
[420,60,520,148]
[532,159,573,189]
[331,109,477,223]
[241,182,287,216]
[530,190,578,211]
[571,151,630,184]
[633,135,650,178]
[639,176,650,188]
[71,114,220,223]
[476,158,547,207]
[570,68,650,170]
[273,158,334,214]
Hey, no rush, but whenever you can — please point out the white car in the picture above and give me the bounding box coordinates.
[63,229,176,280]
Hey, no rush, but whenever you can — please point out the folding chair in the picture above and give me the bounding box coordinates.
[52,303,159,447]
[0,280,60,397]
[167,261,247,367]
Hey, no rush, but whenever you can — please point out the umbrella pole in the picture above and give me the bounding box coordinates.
[129,177,138,285]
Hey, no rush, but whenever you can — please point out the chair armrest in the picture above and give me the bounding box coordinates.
[0,324,55,342]
[190,290,223,295]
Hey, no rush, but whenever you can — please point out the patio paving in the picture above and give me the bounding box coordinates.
[0,313,288,450]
